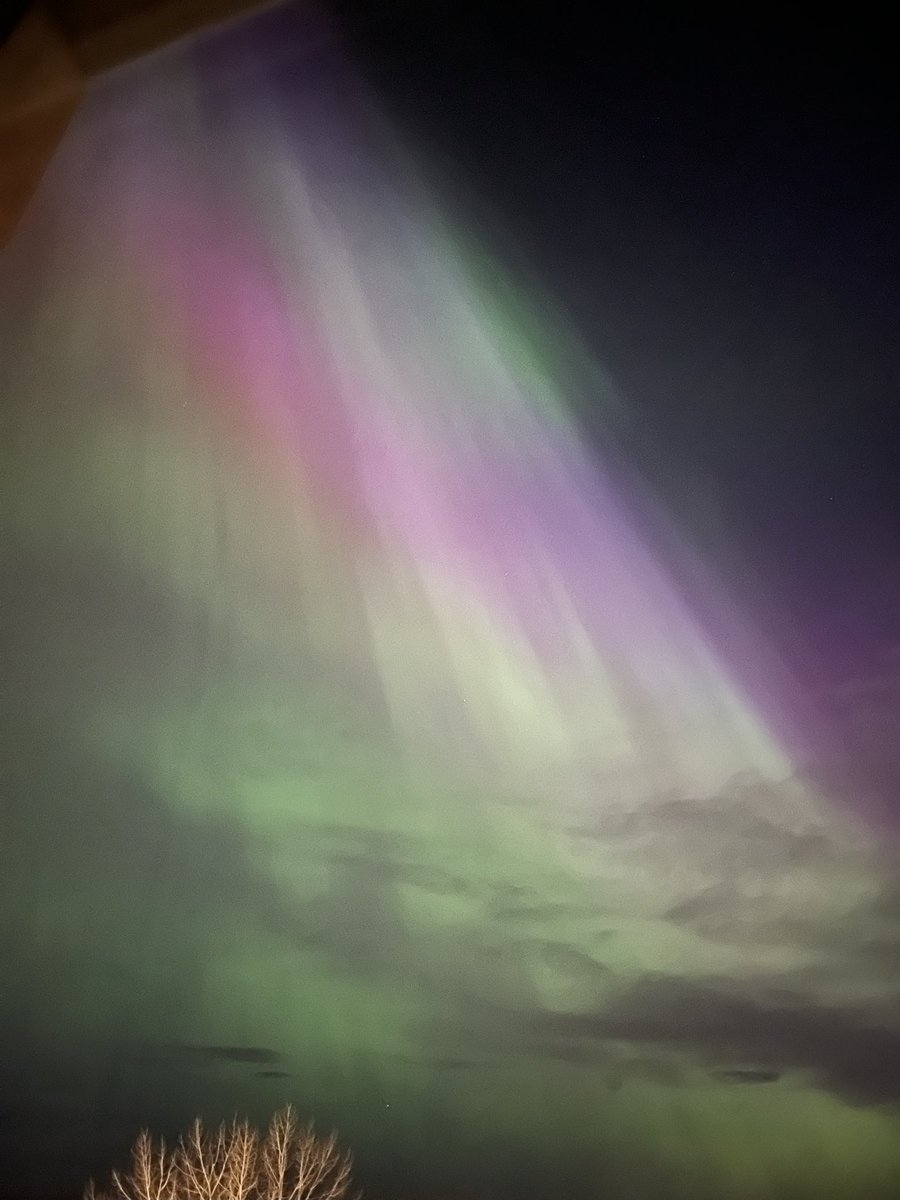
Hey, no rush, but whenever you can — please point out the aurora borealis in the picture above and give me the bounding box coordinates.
[1,4,898,1199]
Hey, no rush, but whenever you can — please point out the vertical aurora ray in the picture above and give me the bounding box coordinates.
[84,40,793,801]
[1,5,898,1199]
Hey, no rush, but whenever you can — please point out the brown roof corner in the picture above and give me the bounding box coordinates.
[0,5,84,246]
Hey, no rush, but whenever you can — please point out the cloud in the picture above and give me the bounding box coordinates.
[711,1067,781,1084]
[531,975,900,1105]
[129,1043,285,1065]
[199,1046,285,1064]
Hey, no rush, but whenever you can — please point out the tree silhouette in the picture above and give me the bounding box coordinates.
[85,1105,355,1200]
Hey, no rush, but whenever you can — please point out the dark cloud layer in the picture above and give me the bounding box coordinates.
[532,977,900,1106]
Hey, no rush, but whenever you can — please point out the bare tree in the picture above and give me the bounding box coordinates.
[85,1106,354,1200]
[261,1106,353,1200]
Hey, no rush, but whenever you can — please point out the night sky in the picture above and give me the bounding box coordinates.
[336,3,899,679]
[334,0,900,817]
[1,4,898,1200]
